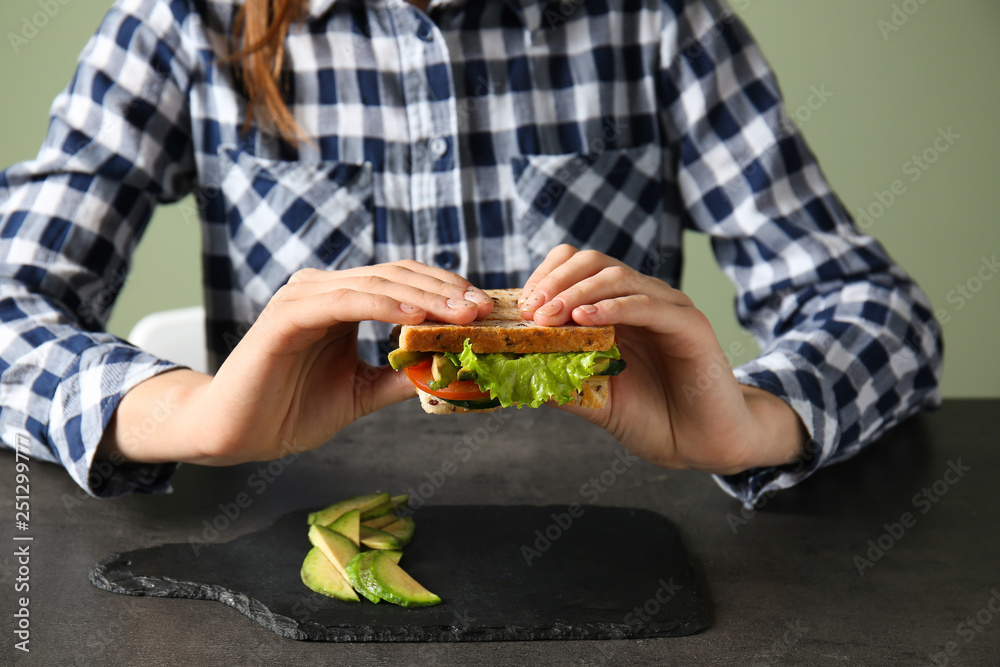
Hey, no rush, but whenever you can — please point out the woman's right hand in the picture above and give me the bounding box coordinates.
[98,261,494,465]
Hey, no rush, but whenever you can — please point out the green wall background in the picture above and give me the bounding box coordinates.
[1,0,997,396]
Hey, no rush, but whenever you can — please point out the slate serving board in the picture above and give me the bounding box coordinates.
[90,505,709,642]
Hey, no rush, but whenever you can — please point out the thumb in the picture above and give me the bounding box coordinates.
[358,364,418,416]
[552,399,611,431]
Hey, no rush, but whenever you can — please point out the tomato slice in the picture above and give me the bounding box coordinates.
[404,359,492,401]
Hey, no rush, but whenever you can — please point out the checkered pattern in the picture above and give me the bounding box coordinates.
[0,0,942,503]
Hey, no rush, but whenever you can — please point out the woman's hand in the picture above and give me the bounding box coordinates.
[518,245,806,475]
[99,261,494,465]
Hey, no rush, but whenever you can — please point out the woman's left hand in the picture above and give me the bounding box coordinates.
[518,245,806,474]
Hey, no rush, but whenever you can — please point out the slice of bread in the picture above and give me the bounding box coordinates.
[415,375,609,414]
[417,389,501,414]
[398,288,614,354]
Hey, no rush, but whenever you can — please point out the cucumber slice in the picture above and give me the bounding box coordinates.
[307,493,390,527]
[301,547,360,602]
[326,509,360,547]
[307,525,360,597]
[440,396,502,410]
[360,525,403,550]
[345,552,381,603]
[366,551,441,608]
[381,516,415,547]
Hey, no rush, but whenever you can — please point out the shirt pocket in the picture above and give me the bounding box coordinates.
[219,145,375,300]
[510,144,672,278]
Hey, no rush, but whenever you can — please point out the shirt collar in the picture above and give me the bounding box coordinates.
[307,0,464,19]
[307,0,338,20]
[306,0,557,34]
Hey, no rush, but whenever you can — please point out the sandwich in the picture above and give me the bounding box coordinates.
[388,289,626,414]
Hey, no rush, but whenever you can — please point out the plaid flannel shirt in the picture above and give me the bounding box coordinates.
[0,0,942,503]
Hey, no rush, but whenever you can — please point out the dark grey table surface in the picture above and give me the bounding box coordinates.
[2,399,998,666]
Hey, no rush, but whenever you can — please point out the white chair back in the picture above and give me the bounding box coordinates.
[126,305,208,373]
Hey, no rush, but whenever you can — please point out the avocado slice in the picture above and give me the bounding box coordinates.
[383,550,403,564]
[307,492,390,527]
[360,501,393,521]
[301,547,360,602]
[361,514,398,530]
[360,493,410,521]
[594,358,627,376]
[428,354,459,391]
[359,525,403,550]
[326,508,360,547]
[345,551,381,603]
[381,516,415,547]
[388,349,431,371]
[365,551,441,608]
[308,524,360,586]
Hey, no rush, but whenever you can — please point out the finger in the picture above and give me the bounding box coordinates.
[519,244,580,308]
[290,261,485,300]
[271,289,428,333]
[276,275,489,323]
[383,259,483,291]
[531,266,693,326]
[568,294,713,357]
[370,265,493,319]
[291,260,465,287]
[356,363,420,417]
[520,248,628,318]
[288,263,494,318]
[294,287,491,339]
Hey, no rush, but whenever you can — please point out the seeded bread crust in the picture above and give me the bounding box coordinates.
[398,288,615,354]
[415,376,610,414]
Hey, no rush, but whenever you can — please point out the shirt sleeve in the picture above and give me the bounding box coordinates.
[0,0,196,497]
[657,0,943,507]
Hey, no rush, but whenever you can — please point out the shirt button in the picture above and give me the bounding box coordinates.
[417,22,434,42]
[429,137,449,158]
[434,251,458,270]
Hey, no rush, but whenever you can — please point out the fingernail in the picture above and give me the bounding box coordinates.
[464,289,491,304]
[578,304,598,315]
[536,299,563,317]
[400,303,421,314]
[521,291,544,312]
[519,283,537,305]
[447,298,475,309]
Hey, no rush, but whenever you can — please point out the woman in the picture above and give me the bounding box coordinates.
[0,0,941,504]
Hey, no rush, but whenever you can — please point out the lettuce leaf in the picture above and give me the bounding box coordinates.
[451,339,620,408]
